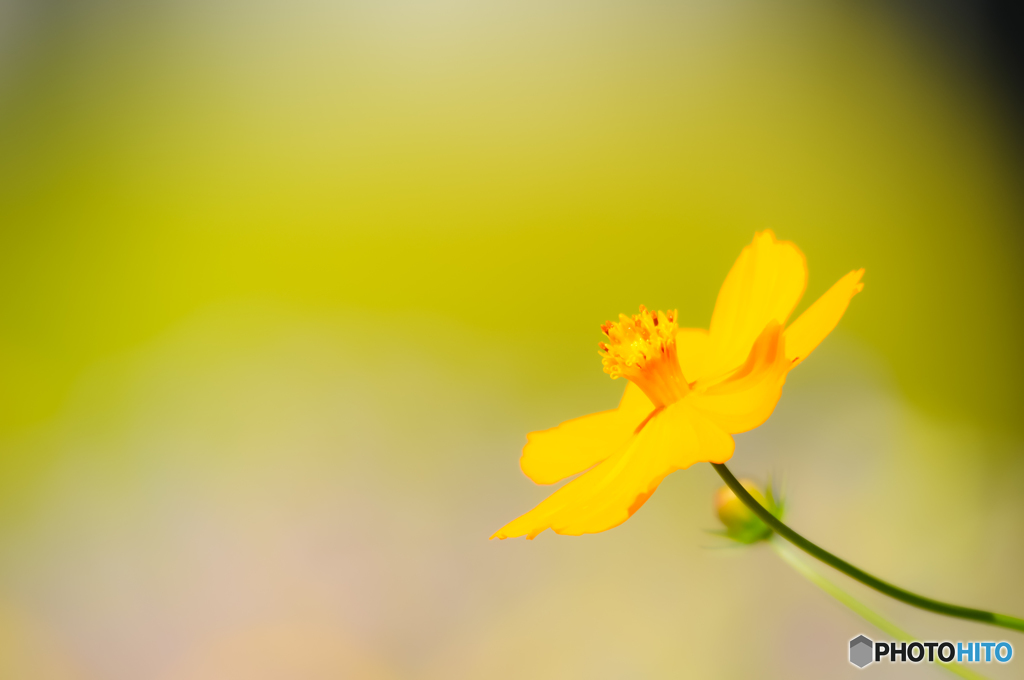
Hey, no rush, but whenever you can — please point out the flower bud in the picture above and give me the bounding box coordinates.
[714,479,773,543]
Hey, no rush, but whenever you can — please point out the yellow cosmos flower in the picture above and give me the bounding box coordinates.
[493,231,863,540]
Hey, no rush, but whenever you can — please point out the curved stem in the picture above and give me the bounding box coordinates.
[712,462,1024,633]
[770,539,990,680]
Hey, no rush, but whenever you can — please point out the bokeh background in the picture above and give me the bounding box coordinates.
[0,0,1022,678]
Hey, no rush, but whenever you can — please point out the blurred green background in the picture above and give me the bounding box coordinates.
[0,0,1022,678]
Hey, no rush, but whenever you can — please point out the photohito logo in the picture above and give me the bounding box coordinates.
[849,635,1013,668]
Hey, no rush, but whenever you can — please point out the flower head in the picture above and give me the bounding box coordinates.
[493,231,863,540]
[599,306,687,407]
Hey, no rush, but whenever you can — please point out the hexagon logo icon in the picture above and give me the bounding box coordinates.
[850,635,873,668]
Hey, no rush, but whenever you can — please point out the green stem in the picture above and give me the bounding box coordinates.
[771,538,990,680]
[711,462,1024,633]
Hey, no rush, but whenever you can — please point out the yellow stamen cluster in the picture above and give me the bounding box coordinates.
[599,306,688,407]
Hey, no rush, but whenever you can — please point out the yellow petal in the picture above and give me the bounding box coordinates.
[691,321,790,434]
[675,327,711,382]
[520,381,654,485]
[785,268,865,367]
[705,231,807,379]
[493,403,734,539]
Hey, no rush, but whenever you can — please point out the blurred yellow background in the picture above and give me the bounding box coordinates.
[0,0,1021,678]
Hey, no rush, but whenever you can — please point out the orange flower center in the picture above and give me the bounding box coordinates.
[598,306,689,407]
